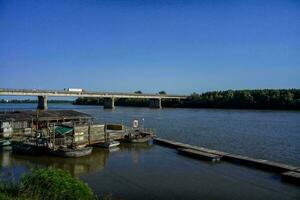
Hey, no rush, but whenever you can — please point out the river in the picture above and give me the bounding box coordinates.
[0,103,299,199]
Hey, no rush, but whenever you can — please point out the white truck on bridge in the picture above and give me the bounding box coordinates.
[66,88,84,92]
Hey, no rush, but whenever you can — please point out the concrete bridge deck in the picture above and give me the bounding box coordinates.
[0,88,187,99]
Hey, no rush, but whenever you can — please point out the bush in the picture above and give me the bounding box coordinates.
[19,168,96,200]
[0,181,20,199]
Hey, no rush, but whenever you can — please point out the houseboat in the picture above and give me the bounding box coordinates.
[0,110,106,157]
[0,110,155,157]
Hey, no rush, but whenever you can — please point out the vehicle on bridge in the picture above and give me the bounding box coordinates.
[65,88,84,92]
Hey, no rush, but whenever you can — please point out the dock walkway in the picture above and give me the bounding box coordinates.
[153,137,300,185]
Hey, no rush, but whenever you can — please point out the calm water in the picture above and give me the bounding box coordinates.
[0,103,299,199]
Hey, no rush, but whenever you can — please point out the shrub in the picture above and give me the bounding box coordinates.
[20,168,95,200]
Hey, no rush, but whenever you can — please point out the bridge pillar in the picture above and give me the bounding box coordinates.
[103,97,115,109]
[149,98,162,109]
[37,96,47,110]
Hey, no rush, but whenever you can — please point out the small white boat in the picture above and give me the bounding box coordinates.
[96,140,120,149]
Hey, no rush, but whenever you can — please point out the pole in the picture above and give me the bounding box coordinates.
[88,121,91,145]
[53,124,56,150]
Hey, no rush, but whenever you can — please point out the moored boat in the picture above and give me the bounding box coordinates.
[12,141,46,155]
[124,130,152,143]
[123,119,154,143]
[49,146,93,158]
[129,135,152,143]
[96,140,120,148]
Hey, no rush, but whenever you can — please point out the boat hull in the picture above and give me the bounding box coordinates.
[12,141,93,158]
[49,147,93,158]
[12,141,46,155]
[96,141,120,148]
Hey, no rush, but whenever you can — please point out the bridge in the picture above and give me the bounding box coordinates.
[0,88,188,110]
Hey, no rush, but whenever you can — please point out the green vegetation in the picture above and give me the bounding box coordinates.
[74,89,300,110]
[74,97,103,105]
[179,89,300,110]
[158,91,167,95]
[0,168,96,200]
[116,98,149,107]
[74,97,148,107]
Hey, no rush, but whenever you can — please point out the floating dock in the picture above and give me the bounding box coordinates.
[153,138,229,156]
[153,137,300,185]
[282,171,300,184]
[177,148,221,162]
[222,153,298,172]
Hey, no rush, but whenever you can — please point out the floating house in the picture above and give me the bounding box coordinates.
[1,110,154,157]
[0,110,127,148]
[0,110,93,138]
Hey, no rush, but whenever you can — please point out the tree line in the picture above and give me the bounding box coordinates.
[74,89,300,110]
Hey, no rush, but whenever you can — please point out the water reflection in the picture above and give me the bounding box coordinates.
[0,148,108,177]
[0,142,154,177]
[120,142,154,164]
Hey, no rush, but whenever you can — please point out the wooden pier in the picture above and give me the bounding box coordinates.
[153,137,300,185]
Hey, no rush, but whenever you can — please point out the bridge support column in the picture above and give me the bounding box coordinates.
[149,98,162,109]
[103,97,115,109]
[37,96,47,110]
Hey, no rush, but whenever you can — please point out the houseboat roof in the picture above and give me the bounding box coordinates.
[0,110,92,122]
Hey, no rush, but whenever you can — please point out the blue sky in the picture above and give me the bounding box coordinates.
[0,0,299,95]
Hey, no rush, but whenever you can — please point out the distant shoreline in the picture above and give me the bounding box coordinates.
[72,103,300,111]
[73,89,300,110]
[1,102,299,112]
